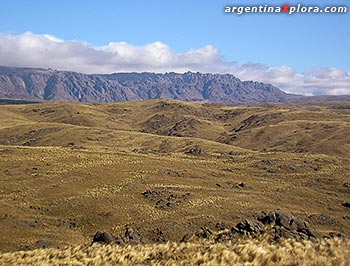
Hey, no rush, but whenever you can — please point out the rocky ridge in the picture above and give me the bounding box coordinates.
[0,65,320,104]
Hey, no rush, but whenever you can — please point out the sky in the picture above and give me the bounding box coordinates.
[0,0,350,95]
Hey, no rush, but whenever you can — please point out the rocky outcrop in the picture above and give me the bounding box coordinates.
[182,209,319,243]
[92,226,144,246]
[93,210,323,246]
[256,209,317,240]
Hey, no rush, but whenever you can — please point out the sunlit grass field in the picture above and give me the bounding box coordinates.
[0,99,349,264]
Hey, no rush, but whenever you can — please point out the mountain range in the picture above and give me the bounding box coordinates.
[1,66,350,104]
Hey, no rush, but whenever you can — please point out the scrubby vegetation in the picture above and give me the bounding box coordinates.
[1,237,349,265]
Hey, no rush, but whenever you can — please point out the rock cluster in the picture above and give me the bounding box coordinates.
[92,225,143,246]
[185,209,317,243]
[93,209,319,246]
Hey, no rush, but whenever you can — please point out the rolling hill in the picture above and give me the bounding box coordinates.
[0,99,350,257]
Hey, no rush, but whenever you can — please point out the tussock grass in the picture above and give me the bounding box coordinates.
[1,100,350,252]
[1,238,349,266]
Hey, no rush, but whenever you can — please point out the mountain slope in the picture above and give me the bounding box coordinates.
[0,66,303,104]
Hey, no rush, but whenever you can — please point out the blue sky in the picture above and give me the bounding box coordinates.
[0,0,350,95]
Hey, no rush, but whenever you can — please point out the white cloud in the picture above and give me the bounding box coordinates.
[0,32,349,96]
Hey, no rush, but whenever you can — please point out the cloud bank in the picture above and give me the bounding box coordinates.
[0,32,349,96]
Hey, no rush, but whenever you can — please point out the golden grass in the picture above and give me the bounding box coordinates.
[1,238,349,266]
[0,99,350,254]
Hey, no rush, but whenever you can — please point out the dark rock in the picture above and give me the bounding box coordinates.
[178,210,318,244]
[343,182,350,188]
[180,233,193,243]
[153,228,167,242]
[283,164,297,172]
[231,226,239,234]
[313,165,321,171]
[343,215,350,221]
[237,182,245,188]
[257,211,275,225]
[214,230,235,242]
[92,231,114,244]
[259,209,302,230]
[325,232,347,239]
[143,188,190,210]
[257,209,317,239]
[261,159,276,165]
[185,146,204,156]
[275,210,299,229]
[124,225,142,245]
[235,219,265,235]
[271,226,299,240]
[298,228,317,238]
[342,202,350,209]
[142,189,161,199]
[155,199,174,209]
[125,226,138,241]
[57,218,77,229]
[215,222,229,231]
[114,235,125,245]
[195,226,213,239]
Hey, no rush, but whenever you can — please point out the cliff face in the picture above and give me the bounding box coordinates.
[0,66,297,104]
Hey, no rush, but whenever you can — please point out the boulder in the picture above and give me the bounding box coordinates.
[195,226,213,239]
[257,209,317,239]
[185,146,204,156]
[92,231,114,244]
[235,219,265,235]
[124,225,143,245]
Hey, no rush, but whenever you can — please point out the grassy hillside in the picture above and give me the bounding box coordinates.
[0,99,349,261]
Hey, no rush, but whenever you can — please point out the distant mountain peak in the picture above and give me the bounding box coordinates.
[1,66,349,104]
